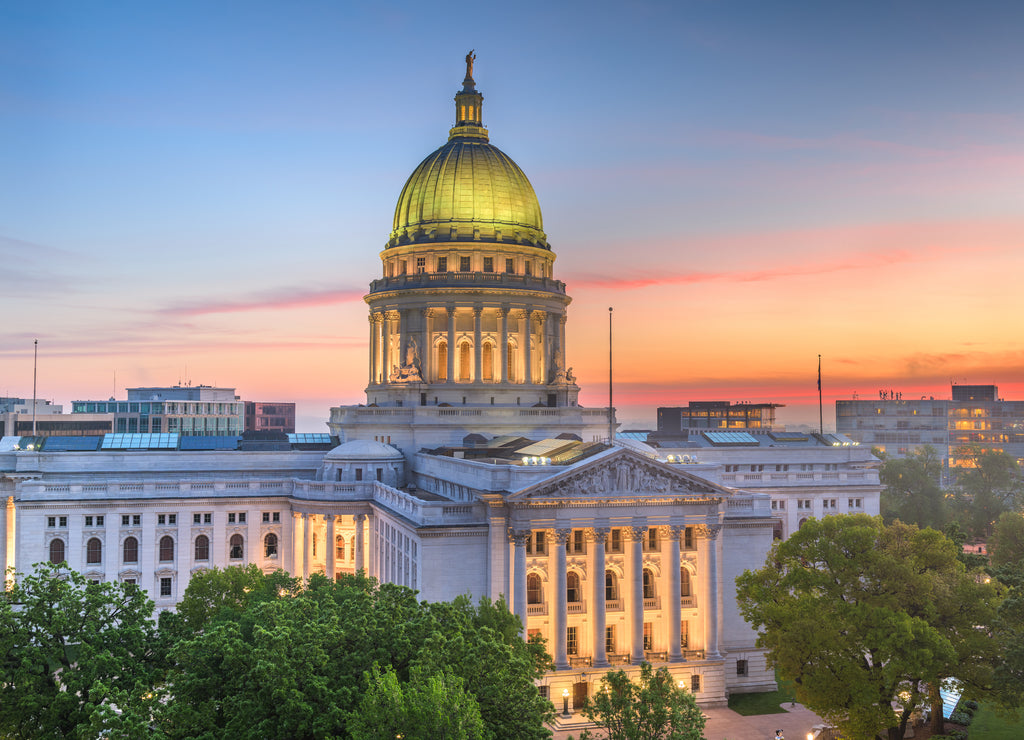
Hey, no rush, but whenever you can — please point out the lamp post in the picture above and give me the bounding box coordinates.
[561,688,571,718]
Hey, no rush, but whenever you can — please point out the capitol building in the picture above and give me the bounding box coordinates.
[1,59,879,709]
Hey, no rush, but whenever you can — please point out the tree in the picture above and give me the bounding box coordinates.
[990,512,1024,568]
[878,446,948,529]
[348,664,485,740]
[577,662,705,740]
[0,563,166,739]
[953,447,1024,538]
[991,565,1024,710]
[736,515,1000,740]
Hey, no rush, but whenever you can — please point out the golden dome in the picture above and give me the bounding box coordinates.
[387,68,549,250]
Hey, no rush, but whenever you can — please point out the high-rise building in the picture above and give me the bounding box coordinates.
[245,402,296,434]
[72,385,244,436]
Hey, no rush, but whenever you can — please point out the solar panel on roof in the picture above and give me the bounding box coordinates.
[769,432,809,442]
[287,433,333,444]
[42,436,103,451]
[703,431,760,446]
[101,433,179,450]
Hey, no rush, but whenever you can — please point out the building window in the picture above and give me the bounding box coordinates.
[123,536,138,563]
[528,628,542,645]
[272,512,280,522]
[643,622,653,651]
[567,529,585,554]
[681,620,689,649]
[684,526,694,550]
[737,659,748,676]
[567,626,578,655]
[438,341,448,381]
[416,257,426,273]
[606,625,616,654]
[459,256,471,272]
[194,513,202,524]
[262,512,270,523]
[86,537,102,564]
[505,258,514,273]
[376,468,383,482]
[437,256,447,272]
[459,342,471,381]
[527,573,542,604]
[160,577,172,598]
[264,533,278,558]
[49,538,66,564]
[159,535,175,562]
[482,343,494,381]
[121,515,130,526]
[228,513,235,523]
[610,528,622,553]
[230,534,244,560]
[643,569,655,600]
[690,675,700,692]
[312,533,318,557]
[680,567,691,597]
[646,527,658,551]
[605,570,618,601]
[355,468,363,481]
[524,261,532,276]
[483,257,493,272]
[194,534,209,561]
[566,571,581,603]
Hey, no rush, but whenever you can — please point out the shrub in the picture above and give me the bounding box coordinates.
[948,710,973,726]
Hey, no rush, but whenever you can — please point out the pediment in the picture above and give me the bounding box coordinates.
[508,448,726,502]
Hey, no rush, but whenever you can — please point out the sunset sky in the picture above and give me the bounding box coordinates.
[3,1,1024,431]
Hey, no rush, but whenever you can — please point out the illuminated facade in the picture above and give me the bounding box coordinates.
[73,385,244,436]
[836,384,1024,475]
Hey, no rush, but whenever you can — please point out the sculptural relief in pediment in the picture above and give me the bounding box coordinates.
[519,454,717,501]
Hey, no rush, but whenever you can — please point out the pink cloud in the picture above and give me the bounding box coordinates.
[159,285,367,317]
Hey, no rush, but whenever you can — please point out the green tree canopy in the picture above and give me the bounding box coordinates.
[577,662,706,740]
[0,562,166,740]
[990,512,1024,569]
[953,447,1024,538]
[878,446,948,529]
[736,515,1000,740]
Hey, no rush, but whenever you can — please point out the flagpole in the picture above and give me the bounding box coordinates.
[32,339,38,436]
[818,354,823,435]
[608,307,614,444]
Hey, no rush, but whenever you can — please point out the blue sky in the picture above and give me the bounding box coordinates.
[3,1,1024,430]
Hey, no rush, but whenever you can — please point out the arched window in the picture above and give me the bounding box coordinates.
[680,568,691,597]
[643,568,655,599]
[49,538,65,564]
[86,537,102,564]
[437,341,448,382]
[194,535,209,561]
[527,573,542,604]
[605,570,618,601]
[459,342,471,381]
[336,535,345,561]
[482,343,493,381]
[264,533,278,558]
[566,571,581,603]
[123,536,138,563]
[159,535,175,562]
[229,534,244,560]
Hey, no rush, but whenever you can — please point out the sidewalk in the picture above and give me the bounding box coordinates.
[551,701,825,740]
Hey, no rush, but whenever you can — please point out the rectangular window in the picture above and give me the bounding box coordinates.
[355,469,363,481]
[158,515,166,525]
[681,620,689,649]
[96,515,104,526]
[691,675,701,692]
[643,622,653,651]
[437,256,447,272]
[606,625,615,654]
[684,526,694,550]
[399,260,407,275]
[194,513,202,524]
[160,577,172,597]
[737,659,748,676]
[483,257,494,272]
[460,256,471,272]
[168,514,176,525]
[376,468,383,482]
[60,516,67,528]
[528,628,541,642]
[567,529,584,554]
[646,528,658,551]
[122,515,130,526]
[85,516,93,527]
[505,258,514,273]
[228,513,236,523]
[610,528,622,553]
[567,626,578,655]
[47,516,56,528]
[238,513,246,523]
[273,512,280,522]
[524,261,532,276]
[204,513,211,524]
[534,531,546,555]
[416,257,426,273]
[133,515,140,526]
[263,512,270,523]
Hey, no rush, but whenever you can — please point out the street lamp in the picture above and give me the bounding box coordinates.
[562,688,571,718]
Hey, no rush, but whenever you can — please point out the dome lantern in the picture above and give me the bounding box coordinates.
[450,50,488,142]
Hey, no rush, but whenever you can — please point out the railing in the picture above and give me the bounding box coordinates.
[608,653,631,665]
[368,271,567,295]
[645,650,668,663]
[681,595,696,608]
[527,604,547,616]
[643,596,660,610]
[567,602,586,614]
[605,598,623,612]
[681,649,706,661]
[569,656,592,668]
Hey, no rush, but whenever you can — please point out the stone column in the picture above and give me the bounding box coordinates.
[553,528,571,670]
[421,308,431,384]
[325,514,336,581]
[523,310,533,385]
[668,525,684,662]
[382,312,393,383]
[559,313,568,378]
[543,311,553,382]
[292,512,303,578]
[446,307,456,384]
[592,527,610,667]
[473,306,483,383]
[368,313,376,385]
[498,308,509,383]
[703,524,722,659]
[628,525,646,664]
[303,514,313,581]
[511,530,529,638]
[354,514,366,572]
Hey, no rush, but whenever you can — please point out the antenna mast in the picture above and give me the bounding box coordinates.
[608,307,614,444]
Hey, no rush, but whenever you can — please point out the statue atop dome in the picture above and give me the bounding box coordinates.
[465,50,476,82]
